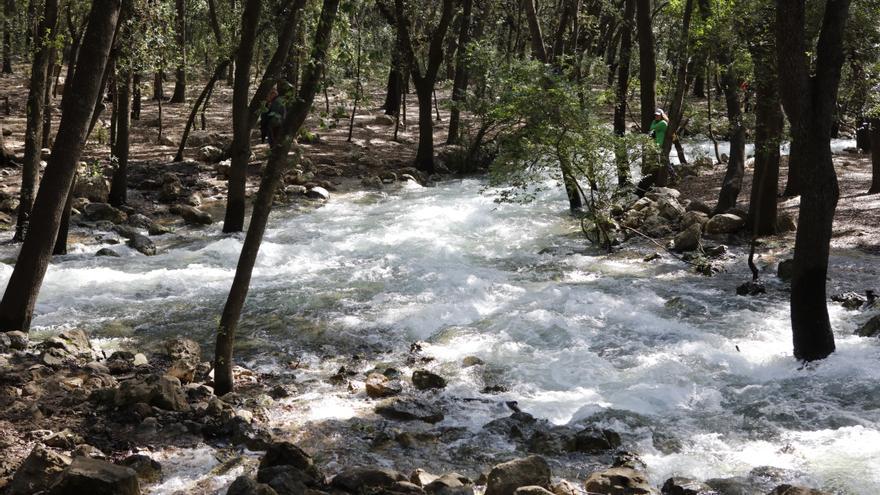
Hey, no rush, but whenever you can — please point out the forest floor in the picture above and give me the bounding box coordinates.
[0,68,879,494]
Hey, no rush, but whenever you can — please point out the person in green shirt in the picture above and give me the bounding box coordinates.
[650,109,668,147]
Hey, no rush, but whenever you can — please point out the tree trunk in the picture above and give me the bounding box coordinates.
[41,50,57,148]
[777,0,851,361]
[868,118,879,194]
[214,0,339,395]
[657,0,693,186]
[2,0,12,74]
[636,0,656,133]
[523,0,548,62]
[0,0,121,332]
[224,0,304,233]
[382,60,402,115]
[109,71,131,206]
[747,23,782,235]
[132,73,141,119]
[613,0,635,186]
[223,0,262,233]
[395,0,455,174]
[153,71,164,100]
[713,51,746,214]
[170,0,187,103]
[15,0,60,242]
[446,0,472,145]
[175,60,229,162]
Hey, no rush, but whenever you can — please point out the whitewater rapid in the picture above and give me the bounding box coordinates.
[1,175,878,494]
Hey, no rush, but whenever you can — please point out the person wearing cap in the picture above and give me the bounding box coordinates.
[650,109,668,147]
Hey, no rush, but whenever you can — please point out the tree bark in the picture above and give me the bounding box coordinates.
[170,0,187,103]
[635,0,656,133]
[395,0,455,174]
[224,0,304,233]
[777,0,851,361]
[214,0,340,395]
[2,0,12,74]
[109,71,131,206]
[446,0,472,145]
[15,0,60,242]
[175,60,229,162]
[523,0,548,62]
[614,0,635,186]
[657,0,693,186]
[868,118,879,194]
[713,50,746,214]
[223,0,262,233]
[0,0,121,332]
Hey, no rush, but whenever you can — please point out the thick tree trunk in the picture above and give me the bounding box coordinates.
[777,0,850,361]
[713,52,746,214]
[613,0,635,186]
[109,71,131,206]
[15,0,60,242]
[0,0,121,332]
[382,60,402,115]
[214,0,339,395]
[170,0,187,103]
[868,118,879,194]
[446,0,472,145]
[223,0,262,233]
[635,0,656,133]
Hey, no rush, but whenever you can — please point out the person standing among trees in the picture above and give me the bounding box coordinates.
[650,109,668,147]
[260,86,285,146]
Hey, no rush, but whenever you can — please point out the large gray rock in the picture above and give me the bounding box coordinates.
[48,456,140,495]
[74,176,110,202]
[127,234,156,256]
[424,473,474,494]
[686,200,713,215]
[6,330,29,350]
[376,397,444,423]
[331,467,405,491]
[485,456,552,495]
[657,197,685,221]
[583,466,657,495]
[412,369,447,390]
[705,214,745,235]
[227,476,278,495]
[306,186,330,201]
[855,314,880,337]
[114,374,189,411]
[680,210,709,229]
[199,145,224,163]
[768,485,828,495]
[83,203,127,224]
[163,337,202,367]
[41,329,92,357]
[172,204,213,225]
[661,476,713,495]
[673,223,702,252]
[8,445,71,495]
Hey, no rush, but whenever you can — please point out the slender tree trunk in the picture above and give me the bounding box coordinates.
[41,49,57,148]
[347,7,363,142]
[382,58,402,115]
[132,73,141,119]
[523,0,548,62]
[713,51,746,214]
[747,27,782,235]
[224,0,261,233]
[153,71,164,100]
[446,0,472,145]
[867,118,879,194]
[614,0,635,186]
[657,0,693,186]
[636,0,656,133]
[170,0,187,103]
[777,0,850,361]
[15,0,60,242]
[224,0,304,233]
[214,0,340,395]
[0,0,121,332]
[2,0,12,74]
[109,71,131,206]
[175,60,229,162]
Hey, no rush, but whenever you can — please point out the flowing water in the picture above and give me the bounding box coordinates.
[2,173,879,494]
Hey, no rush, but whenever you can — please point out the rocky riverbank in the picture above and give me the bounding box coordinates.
[0,326,854,494]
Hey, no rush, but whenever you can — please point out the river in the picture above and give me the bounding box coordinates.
[1,172,878,494]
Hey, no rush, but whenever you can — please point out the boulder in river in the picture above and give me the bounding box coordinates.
[331,467,405,491]
[171,204,213,225]
[584,466,656,495]
[366,373,402,398]
[227,476,278,495]
[83,203,127,224]
[119,454,162,484]
[661,476,713,495]
[777,259,794,282]
[74,175,110,203]
[306,186,330,201]
[855,314,880,337]
[830,292,867,310]
[127,234,156,256]
[768,485,829,495]
[673,223,702,252]
[704,213,745,235]
[48,456,140,495]
[375,397,444,423]
[485,456,551,495]
[412,370,447,390]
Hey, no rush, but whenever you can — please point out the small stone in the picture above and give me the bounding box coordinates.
[584,466,656,495]
[166,359,195,384]
[132,353,148,366]
[95,248,120,257]
[127,234,156,256]
[768,485,829,495]
[831,292,867,310]
[855,314,880,338]
[375,397,444,423]
[331,467,404,491]
[171,204,213,225]
[736,280,766,296]
[365,373,402,398]
[462,356,484,367]
[777,259,794,282]
[412,370,447,390]
[119,454,162,484]
[306,186,330,201]
[227,476,278,495]
[661,476,713,495]
[514,487,554,495]
[83,203,127,224]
